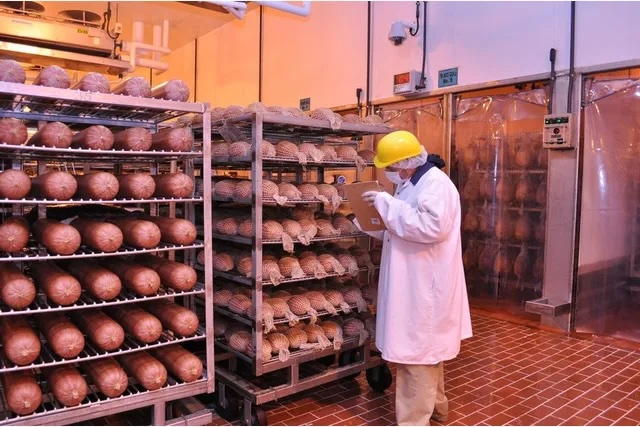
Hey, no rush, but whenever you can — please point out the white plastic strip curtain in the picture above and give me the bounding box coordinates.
[453,88,548,308]
[381,102,445,158]
[575,79,640,343]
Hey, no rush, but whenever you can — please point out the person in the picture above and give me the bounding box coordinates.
[357,130,472,426]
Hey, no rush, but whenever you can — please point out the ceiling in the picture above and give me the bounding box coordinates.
[7,1,239,50]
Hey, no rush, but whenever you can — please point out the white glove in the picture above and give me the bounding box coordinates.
[362,190,380,207]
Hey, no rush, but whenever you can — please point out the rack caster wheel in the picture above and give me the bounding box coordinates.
[338,350,360,380]
[366,363,393,392]
[240,404,267,426]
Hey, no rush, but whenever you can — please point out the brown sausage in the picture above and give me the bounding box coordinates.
[31,171,77,200]
[27,122,73,148]
[142,300,199,337]
[82,358,128,398]
[0,169,32,199]
[150,127,193,152]
[150,80,190,102]
[32,219,81,255]
[0,59,27,84]
[116,173,156,199]
[111,77,151,98]
[71,310,124,351]
[32,65,71,89]
[153,173,194,198]
[36,313,85,359]
[137,255,197,291]
[70,217,123,253]
[66,260,122,301]
[0,217,30,253]
[0,262,36,310]
[104,305,162,344]
[71,72,110,93]
[45,366,87,407]
[0,316,41,366]
[0,118,28,146]
[118,351,167,391]
[142,216,197,245]
[75,172,119,200]
[152,345,203,383]
[30,262,82,306]
[100,258,161,296]
[2,371,42,415]
[106,217,161,249]
[71,125,114,150]
[112,128,152,151]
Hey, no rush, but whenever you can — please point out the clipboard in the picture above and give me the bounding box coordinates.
[342,181,387,232]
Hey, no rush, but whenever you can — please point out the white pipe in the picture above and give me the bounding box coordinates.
[253,1,311,17]
[223,5,245,19]
[152,25,162,61]
[122,41,171,55]
[162,20,169,50]
[121,53,169,73]
[133,21,144,43]
[202,0,247,10]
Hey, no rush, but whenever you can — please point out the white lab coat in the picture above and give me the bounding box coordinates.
[361,165,472,365]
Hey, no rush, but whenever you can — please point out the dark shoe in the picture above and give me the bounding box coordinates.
[431,413,448,423]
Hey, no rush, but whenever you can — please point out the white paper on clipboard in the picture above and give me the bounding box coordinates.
[342,181,387,232]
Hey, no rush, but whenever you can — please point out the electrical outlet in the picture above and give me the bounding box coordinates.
[114,22,123,34]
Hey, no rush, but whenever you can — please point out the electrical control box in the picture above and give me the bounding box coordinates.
[393,70,426,96]
[543,114,574,149]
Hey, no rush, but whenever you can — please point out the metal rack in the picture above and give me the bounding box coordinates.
[205,113,390,425]
[0,82,213,425]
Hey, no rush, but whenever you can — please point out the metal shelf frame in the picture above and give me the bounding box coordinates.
[0,82,214,426]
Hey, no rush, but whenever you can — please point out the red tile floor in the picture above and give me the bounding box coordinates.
[211,313,640,426]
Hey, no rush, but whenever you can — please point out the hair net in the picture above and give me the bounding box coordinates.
[392,146,429,169]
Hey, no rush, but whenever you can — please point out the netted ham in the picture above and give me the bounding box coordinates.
[358,149,376,162]
[364,114,386,125]
[261,338,273,361]
[0,59,26,83]
[298,219,318,241]
[358,312,376,341]
[369,248,382,265]
[278,182,302,200]
[223,105,245,119]
[214,316,231,337]
[263,260,284,285]
[323,290,351,313]
[318,254,346,275]
[332,216,357,235]
[343,287,368,312]
[246,102,268,113]
[151,80,190,102]
[349,248,375,276]
[245,301,275,333]
[515,175,535,204]
[336,146,367,170]
[317,184,342,212]
[228,294,252,315]
[228,141,251,158]
[299,256,327,279]
[342,114,364,124]
[343,318,369,345]
[515,212,532,242]
[286,107,307,118]
[111,76,151,97]
[292,207,314,221]
[494,248,511,276]
[72,72,110,93]
[303,324,332,349]
[33,65,71,89]
[216,217,239,236]
[214,289,234,306]
[197,250,205,266]
[320,321,343,350]
[275,141,306,164]
[211,107,226,122]
[298,143,325,163]
[228,180,250,200]
[213,252,234,272]
[224,324,248,342]
[310,108,342,130]
[316,219,341,238]
[514,244,530,281]
[266,332,290,362]
[304,291,337,315]
[360,285,378,304]
[267,106,292,116]
[238,219,253,237]
[280,219,307,244]
[229,330,252,354]
[287,295,318,324]
[278,257,305,280]
[262,180,287,205]
[337,253,360,277]
[262,220,284,240]
[236,257,253,278]
[284,327,317,350]
[214,180,237,199]
[262,140,276,157]
[317,145,338,161]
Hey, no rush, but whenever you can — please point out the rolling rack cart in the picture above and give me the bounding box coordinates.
[0,81,213,425]
[200,112,392,425]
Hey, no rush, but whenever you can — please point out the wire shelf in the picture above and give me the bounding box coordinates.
[0,196,203,205]
[0,282,205,316]
[0,325,206,374]
[0,241,204,263]
[210,155,373,170]
[214,303,360,328]
[212,267,370,287]
[211,232,367,246]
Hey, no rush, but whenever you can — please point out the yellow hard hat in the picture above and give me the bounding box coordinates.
[374,130,422,168]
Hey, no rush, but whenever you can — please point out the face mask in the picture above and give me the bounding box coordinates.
[385,170,407,185]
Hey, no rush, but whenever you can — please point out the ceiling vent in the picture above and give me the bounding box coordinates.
[0,1,45,14]
[58,10,102,27]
